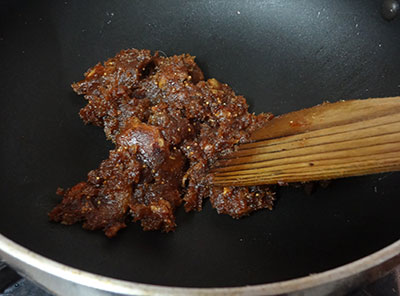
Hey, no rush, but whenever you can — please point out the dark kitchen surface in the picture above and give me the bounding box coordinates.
[0,263,399,296]
[1,0,400,290]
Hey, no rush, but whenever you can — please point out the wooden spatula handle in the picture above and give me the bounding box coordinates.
[211,97,400,186]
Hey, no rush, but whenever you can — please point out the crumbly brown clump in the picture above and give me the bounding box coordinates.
[49,49,275,237]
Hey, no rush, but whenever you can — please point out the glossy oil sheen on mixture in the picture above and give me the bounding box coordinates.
[49,49,275,237]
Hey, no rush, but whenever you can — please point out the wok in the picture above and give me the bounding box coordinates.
[0,0,399,295]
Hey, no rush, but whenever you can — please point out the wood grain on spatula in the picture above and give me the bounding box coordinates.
[210,97,400,186]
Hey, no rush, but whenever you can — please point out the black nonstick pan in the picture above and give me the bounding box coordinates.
[1,1,400,295]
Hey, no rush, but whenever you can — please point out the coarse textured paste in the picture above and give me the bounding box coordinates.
[49,49,275,237]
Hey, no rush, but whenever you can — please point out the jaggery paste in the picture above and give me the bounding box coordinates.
[49,49,275,237]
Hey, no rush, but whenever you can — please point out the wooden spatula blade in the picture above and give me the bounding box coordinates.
[210,97,400,186]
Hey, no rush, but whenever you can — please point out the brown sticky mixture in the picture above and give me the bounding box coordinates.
[49,49,275,237]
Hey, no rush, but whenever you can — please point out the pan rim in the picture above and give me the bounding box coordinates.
[0,233,399,295]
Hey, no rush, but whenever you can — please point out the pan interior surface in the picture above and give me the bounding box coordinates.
[0,0,399,288]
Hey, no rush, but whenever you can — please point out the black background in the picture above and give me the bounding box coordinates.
[0,0,399,288]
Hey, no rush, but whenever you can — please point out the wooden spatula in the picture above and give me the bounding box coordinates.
[210,96,400,186]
